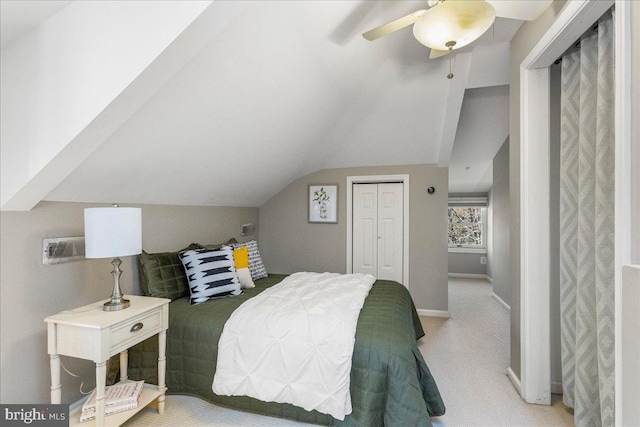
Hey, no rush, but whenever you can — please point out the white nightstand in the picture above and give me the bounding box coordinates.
[45,295,170,427]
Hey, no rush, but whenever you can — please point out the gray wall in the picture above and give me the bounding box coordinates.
[635,1,640,264]
[509,0,568,378]
[259,164,449,312]
[448,253,486,276]
[0,201,258,404]
[491,138,510,306]
[486,188,493,280]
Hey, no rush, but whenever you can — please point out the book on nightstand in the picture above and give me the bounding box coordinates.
[80,380,144,422]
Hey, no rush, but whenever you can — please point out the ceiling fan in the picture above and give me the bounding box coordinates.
[363,0,553,59]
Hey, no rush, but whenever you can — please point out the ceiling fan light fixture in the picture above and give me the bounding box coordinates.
[413,0,495,51]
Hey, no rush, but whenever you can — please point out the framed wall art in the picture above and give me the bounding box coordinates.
[308,184,338,223]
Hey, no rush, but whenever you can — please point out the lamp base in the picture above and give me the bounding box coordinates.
[103,257,130,311]
[103,297,130,311]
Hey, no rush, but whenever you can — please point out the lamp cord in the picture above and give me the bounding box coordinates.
[60,359,93,395]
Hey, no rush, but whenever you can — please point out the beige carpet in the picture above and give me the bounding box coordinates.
[424,278,573,427]
[123,278,574,427]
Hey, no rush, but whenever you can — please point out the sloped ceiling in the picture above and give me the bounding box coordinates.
[3,1,521,208]
[0,0,73,48]
[449,84,510,193]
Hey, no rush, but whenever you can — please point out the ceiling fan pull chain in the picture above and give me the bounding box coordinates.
[446,41,456,79]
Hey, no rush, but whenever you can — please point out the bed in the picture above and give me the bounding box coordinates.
[127,246,445,427]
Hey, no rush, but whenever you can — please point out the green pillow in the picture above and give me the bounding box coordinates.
[138,244,201,300]
[201,238,237,249]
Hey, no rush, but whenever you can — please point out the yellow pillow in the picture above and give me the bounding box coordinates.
[232,246,254,289]
[233,246,249,269]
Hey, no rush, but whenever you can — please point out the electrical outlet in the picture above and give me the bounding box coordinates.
[480,256,487,265]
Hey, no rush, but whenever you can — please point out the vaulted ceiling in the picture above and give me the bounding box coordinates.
[0,1,530,210]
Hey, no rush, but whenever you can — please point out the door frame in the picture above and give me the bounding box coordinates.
[519,0,632,414]
[346,174,410,289]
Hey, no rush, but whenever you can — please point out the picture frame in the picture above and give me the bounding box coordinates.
[308,184,338,223]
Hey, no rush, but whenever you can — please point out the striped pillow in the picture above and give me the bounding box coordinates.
[179,247,242,304]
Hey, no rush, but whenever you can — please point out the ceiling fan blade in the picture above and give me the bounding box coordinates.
[429,49,450,59]
[486,0,552,21]
[362,10,426,41]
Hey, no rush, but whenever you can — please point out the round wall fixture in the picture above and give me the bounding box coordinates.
[427,187,436,194]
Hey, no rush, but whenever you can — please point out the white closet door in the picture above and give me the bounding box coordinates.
[352,184,378,277]
[352,183,403,283]
[377,183,403,282]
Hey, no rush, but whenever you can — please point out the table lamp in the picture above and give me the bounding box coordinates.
[84,205,142,311]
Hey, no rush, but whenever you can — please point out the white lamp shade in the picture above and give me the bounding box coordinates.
[84,207,142,259]
[413,0,495,51]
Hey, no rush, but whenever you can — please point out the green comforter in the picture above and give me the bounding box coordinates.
[127,274,445,426]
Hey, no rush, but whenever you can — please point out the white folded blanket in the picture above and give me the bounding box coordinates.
[212,272,375,420]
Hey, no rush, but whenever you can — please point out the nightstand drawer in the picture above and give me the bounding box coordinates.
[110,309,161,353]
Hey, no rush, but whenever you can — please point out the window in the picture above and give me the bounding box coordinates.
[448,206,485,248]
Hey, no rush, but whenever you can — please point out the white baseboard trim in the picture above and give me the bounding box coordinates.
[551,380,563,395]
[507,367,522,396]
[491,292,511,312]
[417,309,450,318]
[448,273,492,282]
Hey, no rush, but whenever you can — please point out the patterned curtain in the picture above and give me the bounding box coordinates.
[559,9,615,427]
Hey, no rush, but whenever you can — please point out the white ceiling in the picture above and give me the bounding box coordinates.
[0,0,73,48]
[2,1,523,207]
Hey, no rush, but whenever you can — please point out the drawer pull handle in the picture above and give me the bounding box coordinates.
[130,323,144,333]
